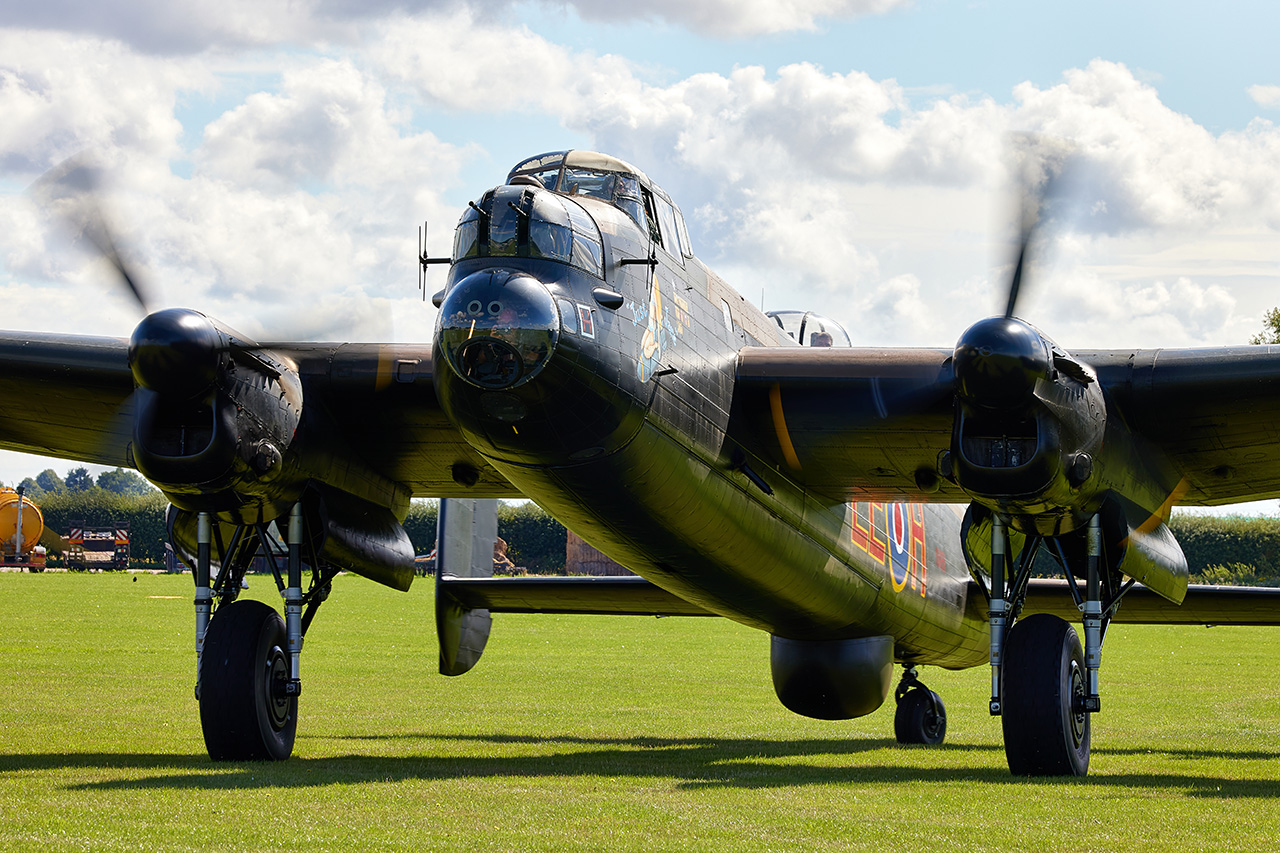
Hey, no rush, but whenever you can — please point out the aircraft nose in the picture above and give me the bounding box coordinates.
[436,270,560,390]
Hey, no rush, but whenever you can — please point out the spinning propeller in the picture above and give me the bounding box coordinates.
[35,158,302,505]
[945,165,1107,533]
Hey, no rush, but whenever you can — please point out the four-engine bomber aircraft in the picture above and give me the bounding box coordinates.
[5,149,1280,776]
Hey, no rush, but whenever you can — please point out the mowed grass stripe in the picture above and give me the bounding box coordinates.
[1,573,1279,852]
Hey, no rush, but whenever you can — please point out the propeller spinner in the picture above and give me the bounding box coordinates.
[128,308,223,397]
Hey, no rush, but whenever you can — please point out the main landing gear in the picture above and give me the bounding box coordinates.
[191,505,336,761]
[978,513,1115,776]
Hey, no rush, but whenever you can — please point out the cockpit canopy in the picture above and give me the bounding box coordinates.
[767,311,852,347]
[507,151,649,217]
[506,150,692,258]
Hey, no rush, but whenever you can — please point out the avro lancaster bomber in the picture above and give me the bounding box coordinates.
[5,149,1280,776]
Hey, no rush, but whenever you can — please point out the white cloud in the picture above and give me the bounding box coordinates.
[0,0,328,53]
[0,32,208,174]
[5,15,1280,358]
[0,40,472,341]
[1248,84,1280,109]
[1031,270,1242,349]
[561,0,907,36]
[0,0,903,54]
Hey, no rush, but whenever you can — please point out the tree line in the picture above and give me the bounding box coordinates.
[11,465,1280,584]
[12,467,570,571]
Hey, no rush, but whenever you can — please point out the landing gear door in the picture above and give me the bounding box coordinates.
[435,498,498,676]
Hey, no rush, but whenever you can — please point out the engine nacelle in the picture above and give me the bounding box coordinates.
[950,316,1106,535]
[129,309,303,517]
[770,635,894,719]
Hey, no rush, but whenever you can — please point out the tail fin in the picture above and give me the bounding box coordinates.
[434,498,497,676]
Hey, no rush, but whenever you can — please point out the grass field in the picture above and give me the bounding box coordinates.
[1,572,1279,852]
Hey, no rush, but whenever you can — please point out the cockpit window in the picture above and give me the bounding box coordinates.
[529,190,572,261]
[453,203,483,261]
[487,186,522,256]
[767,311,852,347]
[563,168,612,199]
[612,175,646,232]
[654,196,685,259]
[524,169,559,190]
[563,200,604,275]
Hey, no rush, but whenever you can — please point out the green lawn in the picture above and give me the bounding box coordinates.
[2,572,1279,851]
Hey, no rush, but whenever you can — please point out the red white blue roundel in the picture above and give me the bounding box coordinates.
[889,504,910,587]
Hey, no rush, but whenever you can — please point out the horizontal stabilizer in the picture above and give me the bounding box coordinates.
[437,575,716,617]
[984,579,1280,626]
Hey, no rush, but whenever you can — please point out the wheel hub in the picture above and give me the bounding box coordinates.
[1068,659,1087,746]
[265,645,292,731]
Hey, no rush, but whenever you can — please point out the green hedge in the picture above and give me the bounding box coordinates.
[30,493,569,573]
[37,490,169,565]
[1170,514,1280,586]
[497,502,567,574]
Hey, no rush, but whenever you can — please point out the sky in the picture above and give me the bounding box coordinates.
[2,0,1280,512]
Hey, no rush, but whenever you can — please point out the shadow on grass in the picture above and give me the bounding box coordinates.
[2,734,1278,796]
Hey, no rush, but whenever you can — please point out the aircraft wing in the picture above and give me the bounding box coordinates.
[439,574,716,616]
[0,331,135,467]
[0,331,518,498]
[1015,579,1280,625]
[1082,346,1280,506]
[735,344,1280,506]
[734,346,959,502]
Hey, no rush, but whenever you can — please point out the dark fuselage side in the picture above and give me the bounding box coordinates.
[434,186,988,670]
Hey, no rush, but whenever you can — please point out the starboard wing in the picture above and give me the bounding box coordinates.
[734,346,959,502]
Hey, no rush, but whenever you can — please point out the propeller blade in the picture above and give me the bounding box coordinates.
[30,156,151,313]
[1005,241,1027,319]
[1001,144,1061,321]
[80,201,150,314]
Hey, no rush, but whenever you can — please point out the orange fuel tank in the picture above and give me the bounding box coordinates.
[0,489,43,556]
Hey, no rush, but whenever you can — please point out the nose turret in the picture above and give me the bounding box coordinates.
[436,269,560,390]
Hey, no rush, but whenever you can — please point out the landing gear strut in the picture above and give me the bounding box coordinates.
[190,505,335,761]
[894,667,947,745]
[974,511,1116,776]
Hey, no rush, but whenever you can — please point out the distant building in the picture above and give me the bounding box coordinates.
[565,530,633,576]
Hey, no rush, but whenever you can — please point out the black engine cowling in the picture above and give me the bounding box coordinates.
[950,316,1106,536]
[129,308,303,518]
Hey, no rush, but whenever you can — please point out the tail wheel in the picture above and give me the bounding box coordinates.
[199,599,297,761]
[894,687,947,745]
[1001,613,1090,776]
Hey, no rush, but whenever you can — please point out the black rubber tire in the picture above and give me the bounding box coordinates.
[1001,613,1090,776]
[199,599,297,761]
[894,688,947,745]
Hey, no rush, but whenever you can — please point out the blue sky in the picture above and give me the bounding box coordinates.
[2,0,1279,512]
